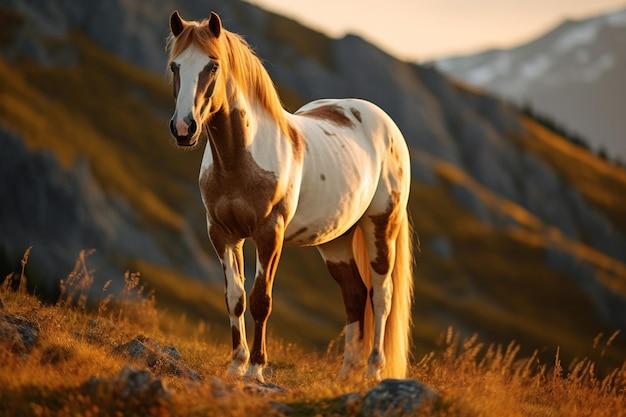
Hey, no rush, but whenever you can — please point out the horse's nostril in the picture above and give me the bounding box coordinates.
[189,120,197,135]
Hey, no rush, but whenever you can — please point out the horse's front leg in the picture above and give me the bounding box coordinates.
[209,227,249,376]
[245,214,285,382]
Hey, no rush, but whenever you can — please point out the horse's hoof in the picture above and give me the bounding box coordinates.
[244,364,265,383]
[228,361,248,377]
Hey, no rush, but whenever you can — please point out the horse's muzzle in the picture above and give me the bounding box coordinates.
[170,117,198,147]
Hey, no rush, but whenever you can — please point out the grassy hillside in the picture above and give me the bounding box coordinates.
[1,276,624,417]
[519,117,626,233]
[1,12,625,389]
[408,169,626,371]
[0,37,193,232]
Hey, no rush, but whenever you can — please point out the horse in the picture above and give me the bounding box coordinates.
[166,10,414,382]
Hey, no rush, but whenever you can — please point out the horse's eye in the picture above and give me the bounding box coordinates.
[170,62,178,72]
[211,63,219,74]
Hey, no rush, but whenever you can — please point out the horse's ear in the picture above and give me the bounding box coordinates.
[170,10,185,38]
[208,11,222,38]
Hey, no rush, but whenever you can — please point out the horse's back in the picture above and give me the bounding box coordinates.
[294,98,405,158]
[299,98,411,210]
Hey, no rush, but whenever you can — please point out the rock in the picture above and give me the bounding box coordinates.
[359,379,441,417]
[162,345,181,360]
[269,401,294,416]
[114,336,202,382]
[114,336,157,362]
[328,392,362,416]
[243,380,286,395]
[0,313,40,354]
[81,365,171,401]
[116,366,170,400]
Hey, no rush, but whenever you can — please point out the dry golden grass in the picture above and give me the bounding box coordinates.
[1,252,625,417]
[415,329,626,417]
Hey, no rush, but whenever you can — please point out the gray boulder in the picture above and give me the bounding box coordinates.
[360,379,441,417]
[114,335,202,381]
[0,313,40,354]
[82,365,171,400]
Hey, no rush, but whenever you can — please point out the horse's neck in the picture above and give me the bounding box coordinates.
[205,93,283,172]
[206,106,247,170]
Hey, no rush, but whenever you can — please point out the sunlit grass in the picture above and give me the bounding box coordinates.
[414,329,626,417]
[1,262,624,417]
[408,177,626,372]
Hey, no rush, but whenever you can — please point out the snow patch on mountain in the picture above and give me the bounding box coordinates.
[433,6,626,161]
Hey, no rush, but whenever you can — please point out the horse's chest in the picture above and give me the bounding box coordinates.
[199,165,278,237]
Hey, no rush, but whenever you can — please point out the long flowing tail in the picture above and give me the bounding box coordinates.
[353,210,414,378]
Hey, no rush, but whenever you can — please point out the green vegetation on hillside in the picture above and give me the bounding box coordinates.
[408,169,626,372]
[0,33,200,231]
[519,117,626,233]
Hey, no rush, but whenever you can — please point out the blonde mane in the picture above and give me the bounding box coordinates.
[166,18,289,134]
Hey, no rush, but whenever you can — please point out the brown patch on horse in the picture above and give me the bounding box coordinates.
[326,260,368,336]
[170,62,180,98]
[350,107,362,123]
[200,107,280,245]
[249,269,273,366]
[298,104,355,128]
[231,325,241,350]
[197,62,219,101]
[284,226,308,242]
[233,296,244,317]
[369,192,402,275]
[287,122,306,159]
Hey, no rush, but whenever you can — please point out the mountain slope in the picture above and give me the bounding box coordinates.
[434,7,626,162]
[1,0,625,373]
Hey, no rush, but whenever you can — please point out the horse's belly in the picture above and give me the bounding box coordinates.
[284,212,354,246]
[284,182,374,246]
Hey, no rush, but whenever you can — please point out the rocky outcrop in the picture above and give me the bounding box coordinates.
[270,379,441,416]
[0,312,40,354]
[81,365,171,402]
[359,379,441,417]
[114,335,202,381]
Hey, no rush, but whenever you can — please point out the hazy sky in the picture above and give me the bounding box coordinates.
[246,0,626,61]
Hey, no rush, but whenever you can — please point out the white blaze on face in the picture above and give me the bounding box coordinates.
[171,44,214,136]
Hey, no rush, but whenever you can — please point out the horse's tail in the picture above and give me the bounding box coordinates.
[353,210,414,378]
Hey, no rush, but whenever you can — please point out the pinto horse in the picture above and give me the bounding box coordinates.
[167,10,414,382]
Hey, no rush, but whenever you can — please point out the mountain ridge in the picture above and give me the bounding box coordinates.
[434,6,626,162]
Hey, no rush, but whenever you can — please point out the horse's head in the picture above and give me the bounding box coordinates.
[167,11,226,147]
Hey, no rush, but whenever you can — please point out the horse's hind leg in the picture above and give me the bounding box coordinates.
[318,232,368,378]
[359,200,403,380]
